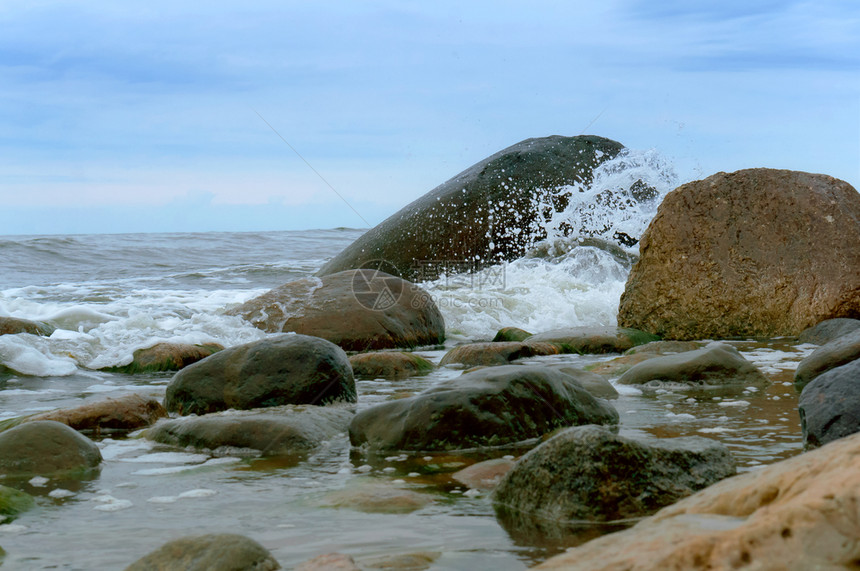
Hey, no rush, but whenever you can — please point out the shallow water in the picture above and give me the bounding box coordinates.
[0,152,815,569]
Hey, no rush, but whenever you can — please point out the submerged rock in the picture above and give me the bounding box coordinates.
[0,485,35,522]
[320,480,434,514]
[617,343,768,390]
[348,351,434,379]
[794,328,860,391]
[29,394,167,434]
[146,405,353,456]
[227,270,445,351]
[799,358,860,449]
[452,458,516,491]
[439,342,561,367]
[619,168,860,340]
[0,316,54,337]
[494,425,735,524]
[164,334,355,415]
[104,342,223,373]
[798,317,860,345]
[624,340,703,355]
[317,135,625,282]
[0,420,102,479]
[295,553,359,571]
[124,534,280,571]
[533,429,860,571]
[349,365,618,452]
[527,327,659,354]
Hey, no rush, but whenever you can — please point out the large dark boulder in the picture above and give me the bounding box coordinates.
[799,358,860,449]
[617,343,768,390]
[317,135,625,282]
[0,421,102,479]
[348,365,618,452]
[493,425,736,524]
[227,270,444,351]
[619,169,860,339]
[124,534,280,571]
[164,335,355,415]
[146,405,353,456]
[794,329,860,391]
[798,318,860,345]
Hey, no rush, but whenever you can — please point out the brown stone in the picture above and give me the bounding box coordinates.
[619,168,860,340]
[439,342,561,367]
[295,553,359,571]
[348,351,434,379]
[452,458,516,491]
[317,136,625,282]
[30,394,167,433]
[106,343,223,373]
[125,534,280,571]
[320,481,434,514]
[534,430,860,570]
[0,316,54,337]
[227,270,445,351]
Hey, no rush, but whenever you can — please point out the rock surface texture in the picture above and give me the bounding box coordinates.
[618,168,860,339]
[494,425,736,523]
[349,365,618,451]
[124,534,280,571]
[317,136,625,281]
[227,270,445,351]
[164,334,355,415]
[0,421,102,479]
[533,430,860,570]
[794,328,860,391]
[799,358,860,449]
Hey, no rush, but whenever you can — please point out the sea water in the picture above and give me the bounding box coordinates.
[0,150,810,569]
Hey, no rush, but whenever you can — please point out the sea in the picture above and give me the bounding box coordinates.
[0,150,815,569]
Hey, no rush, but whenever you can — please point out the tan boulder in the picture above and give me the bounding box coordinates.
[439,342,562,367]
[105,342,223,373]
[534,430,860,570]
[227,270,445,351]
[348,351,434,379]
[30,394,167,434]
[618,168,860,340]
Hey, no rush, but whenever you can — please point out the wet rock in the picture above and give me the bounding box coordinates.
[452,458,516,491]
[584,353,656,377]
[321,481,434,514]
[29,394,167,434]
[798,317,860,345]
[794,328,860,391]
[533,430,860,571]
[361,552,440,570]
[493,327,533,342]
[295,553,359,571]
[799,358,860,449]
[0,421,101,479]
[146,405,353,456]
[494,425,735,525]
[104,342,223,373]
[549,366,619,399]
[164,334,355,415]
[349,365,618,452]
[0,316,54,337]
[617,343,768,390]
[624,340,703,355]
[619,168,860,340]
[527,327,659,354]
[227,270,445,351]
[317,136,625,282]
[349,351,434,379]
[0,485,34,522]
[439,342,561,367]
[124,533,280,571]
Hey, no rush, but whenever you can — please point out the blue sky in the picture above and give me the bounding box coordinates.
[1,0,858,235]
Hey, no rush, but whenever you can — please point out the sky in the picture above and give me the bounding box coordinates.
[1,0,859,235]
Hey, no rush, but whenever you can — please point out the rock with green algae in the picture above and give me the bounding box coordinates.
[348,351,434,379]
[0,485,35,522]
